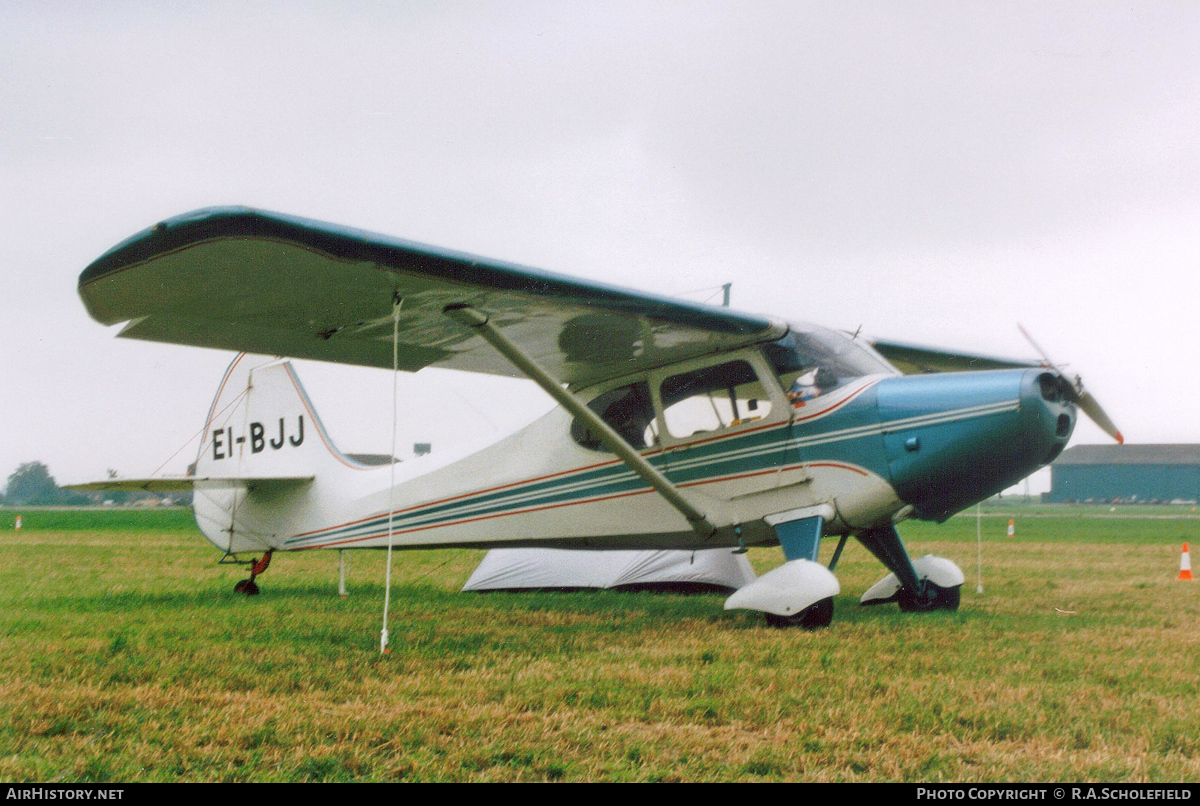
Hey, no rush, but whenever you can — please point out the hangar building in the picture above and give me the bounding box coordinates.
[1049,444,1200,504]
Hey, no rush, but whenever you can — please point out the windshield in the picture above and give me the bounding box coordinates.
[763,325,896,396]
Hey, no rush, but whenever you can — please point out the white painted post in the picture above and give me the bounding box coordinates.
[338,549,348,597]
[976,503,984,594]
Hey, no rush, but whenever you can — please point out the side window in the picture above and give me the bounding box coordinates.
[570,381,657,452]
[660,360,773,439]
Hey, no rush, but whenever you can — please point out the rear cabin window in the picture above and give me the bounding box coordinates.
[570,381,657,452]
[660,360,773,439]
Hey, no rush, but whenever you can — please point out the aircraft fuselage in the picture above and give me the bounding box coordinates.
[193,349,1075,557]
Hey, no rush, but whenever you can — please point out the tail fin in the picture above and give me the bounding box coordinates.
[192,354,367,553]
[196,354,330,479]
[69,354,379,554]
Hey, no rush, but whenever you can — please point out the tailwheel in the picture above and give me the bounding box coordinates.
[764,596,835,629]
[233,578,260,595]
[234,551,272,596]
[897,581,960,613]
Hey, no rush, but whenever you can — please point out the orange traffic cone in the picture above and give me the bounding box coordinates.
[1006,519,1015,538]
[1179,543,1193,581]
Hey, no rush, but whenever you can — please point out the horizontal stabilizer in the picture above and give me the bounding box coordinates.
[65,475,314,492]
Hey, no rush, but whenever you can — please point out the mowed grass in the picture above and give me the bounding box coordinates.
[1,507,1199,782]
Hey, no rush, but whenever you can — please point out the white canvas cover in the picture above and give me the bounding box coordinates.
[462,548,756,593]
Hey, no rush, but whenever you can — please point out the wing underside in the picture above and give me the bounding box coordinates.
[79,207,784,389]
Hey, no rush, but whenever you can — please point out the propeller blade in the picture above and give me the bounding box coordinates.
[1076,389,1124,445]
[1017,324,1123,444]
[1017,324,1060,371]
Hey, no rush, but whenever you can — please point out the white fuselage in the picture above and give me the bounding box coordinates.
[193,355,903,556]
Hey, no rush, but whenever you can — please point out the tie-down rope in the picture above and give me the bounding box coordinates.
[381,295,402,654]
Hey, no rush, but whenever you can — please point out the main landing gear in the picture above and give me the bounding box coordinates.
[233,550,273,595]
[897,580,961,612]
[726,555,840,630]
[725,515,964,629]
[764,597,835,629]
[857,526,964,612]
[724,507,840,630]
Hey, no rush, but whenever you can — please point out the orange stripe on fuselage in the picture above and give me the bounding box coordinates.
[293,460,871,550]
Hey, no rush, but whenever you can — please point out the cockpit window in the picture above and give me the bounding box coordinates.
[571,381,656,452]
[763,325,895,402]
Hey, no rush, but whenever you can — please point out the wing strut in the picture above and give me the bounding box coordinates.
[443,305,724,538]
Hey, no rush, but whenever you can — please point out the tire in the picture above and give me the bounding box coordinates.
[897,581,960,612]
[234,579,260,595]
[764,597,835,629]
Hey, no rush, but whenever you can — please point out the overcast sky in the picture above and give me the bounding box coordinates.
[3,1,1198,493]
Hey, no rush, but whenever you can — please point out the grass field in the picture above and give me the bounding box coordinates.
[2,505,1199,782]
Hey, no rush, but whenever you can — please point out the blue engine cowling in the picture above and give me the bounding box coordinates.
[875,369,1075,521]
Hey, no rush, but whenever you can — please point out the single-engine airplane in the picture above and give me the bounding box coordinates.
[71,207,1122,628]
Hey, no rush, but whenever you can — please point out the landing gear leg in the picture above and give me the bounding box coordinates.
[857,526,962,611]
[234,550,272,595]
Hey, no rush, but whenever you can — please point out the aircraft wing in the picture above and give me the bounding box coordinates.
[79,207,784,389]
[867,338,1041,375]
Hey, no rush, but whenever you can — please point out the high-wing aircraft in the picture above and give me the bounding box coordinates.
[71,206,1121,629]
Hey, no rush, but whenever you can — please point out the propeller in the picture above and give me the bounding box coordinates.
[1018,325,1124,444]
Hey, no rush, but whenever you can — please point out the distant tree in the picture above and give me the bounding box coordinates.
[5,462,88,506]
[104,468,131,505]
[6,462,57,505]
